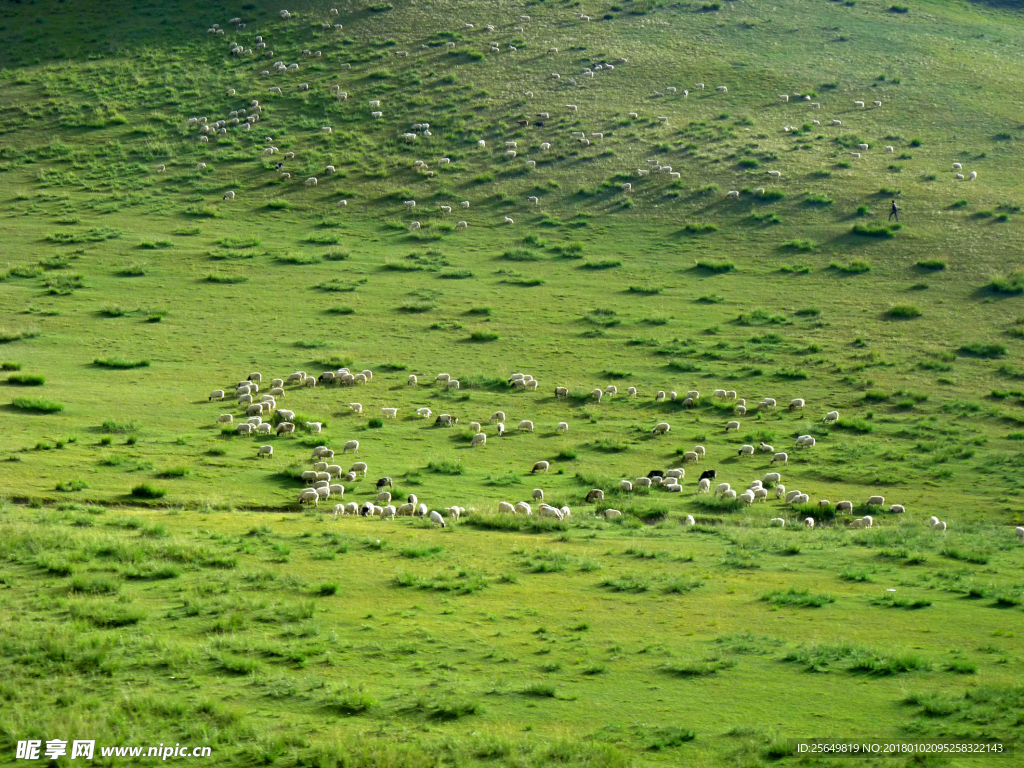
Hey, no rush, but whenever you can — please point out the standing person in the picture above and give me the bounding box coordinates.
[889,199,899,222]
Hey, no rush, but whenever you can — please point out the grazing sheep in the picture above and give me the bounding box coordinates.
[590,388,603,403]
[865,496,885,508]
[931,520,947,531]
[771,452,788,466]
[428,510,447,528]
[770,518,786,527]
[257,445,273,459]
[888,504,905,515]
[760,443,775,454]
[836,501,854,513]
[796,436,816,449]
[725,420,741,432]
[342,440,359,454]
[666,469,685,480]
[555,421,569,435]
[585,489,605,503]
[209,389,226,401]
[823,410,839,425]
[1015,526,1024,541]
[681,451,699,464]
[722,490,738,500]
[532,461,550,474]
[470,432,487,448]
[714,483,731,496]
[738,444,755,457]
[697,478,711,494]
[738,490,755,505]
[832,119,842,126]
[763,472,782,484]
[298,489,319,506]
[969,171,977,180]
[653,422,671,435]
[726,190,740,199]
[789,398,805,410]
[514,502,532,516]
[276,422,296,436]
[854,100,865,108]
[775,484,786,500]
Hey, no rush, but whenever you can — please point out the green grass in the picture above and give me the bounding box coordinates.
[1,1,1024,763]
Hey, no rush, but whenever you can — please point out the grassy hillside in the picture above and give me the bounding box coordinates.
[1,0,1024,764]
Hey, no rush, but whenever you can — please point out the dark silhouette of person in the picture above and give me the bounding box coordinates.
[889,199,899,222]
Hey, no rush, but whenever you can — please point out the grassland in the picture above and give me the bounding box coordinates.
[1,0,1024,764]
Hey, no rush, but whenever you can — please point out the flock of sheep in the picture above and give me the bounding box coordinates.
[168,5,985,225]
[199,365,1010,535]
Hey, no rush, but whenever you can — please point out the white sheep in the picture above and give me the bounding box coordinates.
[952,162,962,170]
[556,422,569,434]
[1015,526,1024,541]
[532,461,549,473]
[429,510,447,528]
[738,444,755,457]
[725,420,741,432]
[503,216,514,225]
[343,440,359,454]
[726,190,740,199]
[969,171,977,180]
[770,518,786,527]
[697,478,711,494]
[836,501,854,513]
[822,410,839,425]
[652,422,671,435]
[591,388,603,403]
[931,520,947,532]
[620,480,633,493]
[714,482,731,496]
[866,496,884,507]
[518,420,534,432]
[789,398,805,410]
[771,452,788,466]
[381,407,398,418]
[722,490,738,500]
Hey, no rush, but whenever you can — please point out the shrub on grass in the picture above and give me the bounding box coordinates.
[916,259,946,271]
[468,331,500,342]
[986,272,1024,295]
[94,357,150,369]
[203,273,248,284]
[131,484,166,499]
[885,304,922,319]
[694,260,735,274]
[782,239,815,251]
[959,343,1006,358]
[830,260,871,275]
[7,373,44,385]
[852,224,895,238]
[12,396,63,413]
